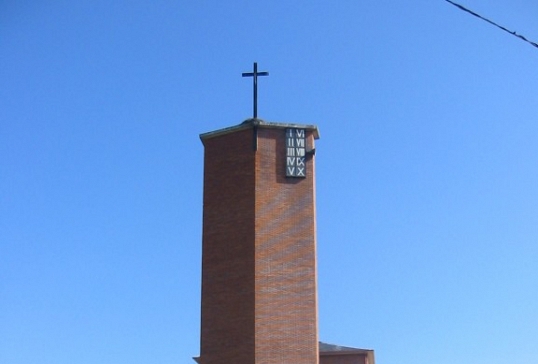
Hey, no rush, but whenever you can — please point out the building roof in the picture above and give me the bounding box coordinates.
[319,342,365,352]
[319,342,375,364]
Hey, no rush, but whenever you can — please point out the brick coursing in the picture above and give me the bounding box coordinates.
[255,128,318,364]
[200,129,256,364]
[200,125,318,364]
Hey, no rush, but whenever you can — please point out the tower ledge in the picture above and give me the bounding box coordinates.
[200,118,320,142]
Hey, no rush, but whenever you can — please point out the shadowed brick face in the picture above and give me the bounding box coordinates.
[201,128,256,364]
[200,124,319,364]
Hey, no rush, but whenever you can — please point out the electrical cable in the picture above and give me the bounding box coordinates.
[444,0,538,49]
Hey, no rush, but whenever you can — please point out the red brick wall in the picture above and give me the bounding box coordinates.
[200,128,256,364]
[200,124,318,364]
[254,127,318,364]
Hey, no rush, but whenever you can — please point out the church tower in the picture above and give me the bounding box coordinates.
[199,117,320,364]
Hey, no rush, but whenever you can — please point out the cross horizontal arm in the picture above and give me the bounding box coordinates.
[242,72,269,77]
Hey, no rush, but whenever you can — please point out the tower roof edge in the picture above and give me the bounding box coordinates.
[200,118,320,142]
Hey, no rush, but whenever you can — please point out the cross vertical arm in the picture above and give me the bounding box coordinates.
[242,62,269,119]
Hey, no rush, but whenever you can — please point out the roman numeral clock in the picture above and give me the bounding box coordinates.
[286,128,306,177]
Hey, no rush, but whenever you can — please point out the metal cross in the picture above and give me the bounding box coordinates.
[242,62,269,119]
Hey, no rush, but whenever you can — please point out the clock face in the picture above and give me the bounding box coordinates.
[286,128,306,178]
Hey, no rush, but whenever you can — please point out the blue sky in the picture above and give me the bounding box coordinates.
[1,1,537,363]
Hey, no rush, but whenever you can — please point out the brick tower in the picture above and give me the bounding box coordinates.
[199,118,320,364]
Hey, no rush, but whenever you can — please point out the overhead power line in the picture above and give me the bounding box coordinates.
[444,0,538,49]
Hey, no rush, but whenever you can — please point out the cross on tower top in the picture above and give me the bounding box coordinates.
[242,62,269,119]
